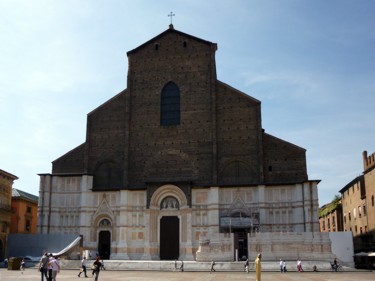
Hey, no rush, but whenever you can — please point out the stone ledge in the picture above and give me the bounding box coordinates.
[57,260,350,272]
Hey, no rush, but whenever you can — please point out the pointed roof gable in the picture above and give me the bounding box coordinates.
[127,25,217,55]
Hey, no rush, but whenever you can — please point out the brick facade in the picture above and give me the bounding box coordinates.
[52,25,307,191]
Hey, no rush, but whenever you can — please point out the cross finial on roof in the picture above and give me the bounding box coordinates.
[168,12,175,25]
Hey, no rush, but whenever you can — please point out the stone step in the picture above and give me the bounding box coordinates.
[58,260,346,272]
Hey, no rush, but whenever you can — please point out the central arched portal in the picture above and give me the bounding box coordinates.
[98,231,111,259]
[160,216,179,260]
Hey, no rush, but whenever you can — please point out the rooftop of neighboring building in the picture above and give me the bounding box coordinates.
[12,188,38,204]
[319,195,342,218]
[0,168,18,180]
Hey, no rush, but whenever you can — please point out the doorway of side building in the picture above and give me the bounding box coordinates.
[98,231,111,259]
[234,230,248,261]
[160,216,179,260]
[0,239,3,261]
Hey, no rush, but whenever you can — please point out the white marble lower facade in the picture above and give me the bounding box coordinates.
[37,174,334,261]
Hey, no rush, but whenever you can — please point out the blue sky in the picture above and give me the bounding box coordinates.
[1,0,374,206]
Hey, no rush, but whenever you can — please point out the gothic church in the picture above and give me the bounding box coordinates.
[38,25,333,261]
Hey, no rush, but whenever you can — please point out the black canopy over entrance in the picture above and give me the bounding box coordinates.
[160,216,179,260]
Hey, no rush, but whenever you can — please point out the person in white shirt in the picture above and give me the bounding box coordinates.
[48,255,60,281]
[78,256,88,277]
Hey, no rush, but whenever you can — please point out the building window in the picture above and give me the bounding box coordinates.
[327,218,330,230]
[344,214,346,224]
[160,82,180,126]
[355,225,357,233]
[358,206,362,218]
[26,206,32,213]
[25,220,31,232]
[372,195,374,207]
[332,215,335,227]
[353,208,356,219]
[348,212,351,221]
[363,205,367,216]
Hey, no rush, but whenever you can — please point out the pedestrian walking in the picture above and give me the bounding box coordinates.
[244,258,249,273]
[78,256,88,277]
[210,260,216,273]
[39,253,49,281]
[20,258,26,273]
[283,260,287,272]
[48,255,60,281]
[297,258,303,272]
[92,256,102,281]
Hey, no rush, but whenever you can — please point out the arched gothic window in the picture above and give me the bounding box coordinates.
[160,82,180,126]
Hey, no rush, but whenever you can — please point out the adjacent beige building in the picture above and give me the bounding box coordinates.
[340,151,375,252]
[319,197,343,233]
[0,169,18,261]
[362,151,375,249]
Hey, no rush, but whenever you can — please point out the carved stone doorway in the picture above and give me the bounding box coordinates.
[234,230,248,260]
[160,216,179,260]
[98,231,111,259]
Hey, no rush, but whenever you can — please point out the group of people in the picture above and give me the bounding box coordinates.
[38,253,103,281]
[279,259,287,272]
[208,256,255,275]
[77,256,105,279]
[31,253,339,280]
[278,258,304,272]
[38,253,61,281]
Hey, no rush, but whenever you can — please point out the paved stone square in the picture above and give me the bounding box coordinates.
[0,268,374,281]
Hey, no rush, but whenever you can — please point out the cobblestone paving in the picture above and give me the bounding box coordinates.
[0,269,374,281]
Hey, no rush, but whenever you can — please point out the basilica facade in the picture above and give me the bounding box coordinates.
[38,25,333,261]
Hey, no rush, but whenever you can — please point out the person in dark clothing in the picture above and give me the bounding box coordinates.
[92,256,102,281]
[210,260,216,273]
[39,253,49,281]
